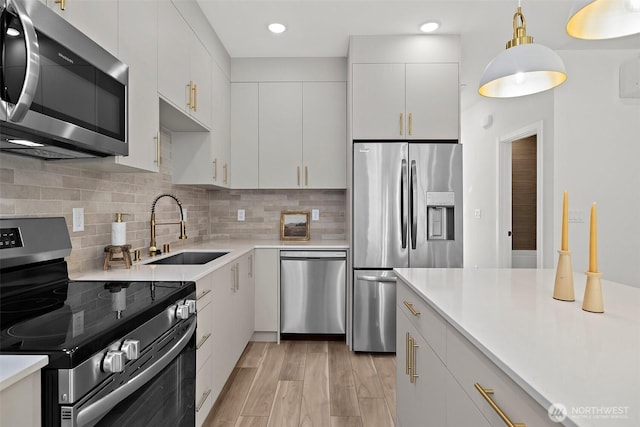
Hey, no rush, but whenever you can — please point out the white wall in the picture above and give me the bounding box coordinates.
[554,50,640,287]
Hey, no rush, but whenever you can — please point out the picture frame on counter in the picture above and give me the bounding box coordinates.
[280,211,310,241]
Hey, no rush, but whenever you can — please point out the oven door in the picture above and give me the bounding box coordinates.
[60,319,196,427]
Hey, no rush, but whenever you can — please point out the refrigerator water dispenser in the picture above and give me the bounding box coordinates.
[426,192,455,240]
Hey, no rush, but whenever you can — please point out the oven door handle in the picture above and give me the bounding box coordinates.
[4,0,40,123]
[75,319,196,427]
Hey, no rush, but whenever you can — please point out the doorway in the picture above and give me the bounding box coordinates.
[498,122,544,268]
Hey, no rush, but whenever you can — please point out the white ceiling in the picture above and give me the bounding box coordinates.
[196,0,640,58]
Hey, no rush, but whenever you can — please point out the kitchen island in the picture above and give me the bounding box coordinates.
[395,268,640,427]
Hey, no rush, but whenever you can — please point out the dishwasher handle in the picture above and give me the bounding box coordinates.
[280,251,346,259]
[356,275,397,283]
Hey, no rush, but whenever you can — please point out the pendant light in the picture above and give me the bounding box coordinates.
[567,0,640,39]
[478,2,567,98]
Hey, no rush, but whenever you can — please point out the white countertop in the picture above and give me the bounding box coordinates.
[0,355,48,391]
[72,239,348,282]
[394,268,640,427]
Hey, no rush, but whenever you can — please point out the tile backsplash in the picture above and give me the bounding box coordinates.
[0,130,346,274]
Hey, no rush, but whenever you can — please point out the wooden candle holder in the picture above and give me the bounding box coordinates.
[582,271,604,313]
[553,250,575,301]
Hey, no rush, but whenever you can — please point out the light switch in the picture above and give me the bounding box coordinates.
[237,209,245,221]
[474,209,482,219]
[312,209,320,221]
[73,208,84,232]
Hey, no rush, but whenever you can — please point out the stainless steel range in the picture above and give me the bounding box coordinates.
[0,217,197,427]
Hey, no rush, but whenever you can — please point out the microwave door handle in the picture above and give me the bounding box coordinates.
[5,0,40,123]
[401,159,408,249]
[410,160,418,250]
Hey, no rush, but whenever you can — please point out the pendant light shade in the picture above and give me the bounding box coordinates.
[479,6,567,98]
[567,0,640,39]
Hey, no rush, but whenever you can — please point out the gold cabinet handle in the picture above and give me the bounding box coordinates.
[248,254,253,278]
[55,0,65,10]
[408,112,413,136]
[195,389,212,412]
[405,332,411,375]
[474,383,526,427]
[196,288,211,301]
[196,332,211,350]
[410,337,419,383]
[154,132,161,166]
[223,163,228,184]
[235,262,240,290]
[212,158,217,181]
[187,81,193,109]
[230,265,236,292]
[304,166,309,187]
[400,112,404,136]
[403,300,421,317]
[193,83,198,112]
[297,166,301,186]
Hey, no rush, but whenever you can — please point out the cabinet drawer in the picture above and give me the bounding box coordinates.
[446,326,555,427]
[196,303,213,372]
[195,356,213,427]
[397,281,446,361]
[196,274,213,311]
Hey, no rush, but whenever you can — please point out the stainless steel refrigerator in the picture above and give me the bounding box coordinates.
[352,142,463,352]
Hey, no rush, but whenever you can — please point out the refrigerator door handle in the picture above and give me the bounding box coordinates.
[410,160,418,250]
[401,159,408,249]
[357,275,398,283]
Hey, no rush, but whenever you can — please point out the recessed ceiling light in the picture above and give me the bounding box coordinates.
[420,21,440,33]
[268,23,286,34]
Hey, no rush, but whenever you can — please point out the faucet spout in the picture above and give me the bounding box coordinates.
[149,194,187,256]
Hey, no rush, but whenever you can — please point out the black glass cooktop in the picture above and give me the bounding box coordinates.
[0,277,195,369]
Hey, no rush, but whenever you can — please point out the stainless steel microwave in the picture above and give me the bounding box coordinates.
[0,0,128,160]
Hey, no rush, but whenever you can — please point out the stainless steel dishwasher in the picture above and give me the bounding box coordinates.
[280,251,346,334]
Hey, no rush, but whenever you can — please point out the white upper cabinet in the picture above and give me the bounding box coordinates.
[211,62,231,187]
[116,0,159,173]
[303,82,347,189]
[157,0,212,130]
[352,63,459,140]
[46,0,118,56]
[230,83,259,189]
[352,64,406,140]
[258,82,303,189]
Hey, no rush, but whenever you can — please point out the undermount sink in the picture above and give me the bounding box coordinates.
[146,251,229,265]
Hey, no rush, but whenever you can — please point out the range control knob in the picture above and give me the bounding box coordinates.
[103,350,125,373]
[121,339,140,360]
[185,299,197,314]
[176,304,190,320]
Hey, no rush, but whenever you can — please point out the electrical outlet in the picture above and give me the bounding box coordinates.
[568,209,584,223]
[237,209,245,221]
[474,209,482,219]
[312,209,320,221]
[72,208,84,232]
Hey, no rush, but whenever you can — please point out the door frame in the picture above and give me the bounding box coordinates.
[497,121,544,268]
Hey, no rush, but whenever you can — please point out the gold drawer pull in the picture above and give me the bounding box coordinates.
[195,388,212,412]
[403,300,421,317]
[405,332,410,375]
[196,289,211,300]
[474,383,526,427]
[400,112,404,136]
[410,336,419,383]
[196,332,211,350]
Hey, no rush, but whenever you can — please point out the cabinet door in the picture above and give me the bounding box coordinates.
[189,34,212,129]
[254,249,278,333]
[157,1,190,113]
[116,0,159,173]
[230,83,259,188]
[258,82,303,188]
[396,310,447,427]
[212,62,231,187]
[233,253,255,357]
[302,82,346,189]
[47,0,118,56]
[406,63,459,140]
[352,63,405,140]
[210,263,235,402]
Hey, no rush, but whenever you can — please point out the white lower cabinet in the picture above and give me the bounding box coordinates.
[253,249,279,337]
[194,273,214,426]
[397,278,554,427]
[0,369,41,427]
[396,307,447,427]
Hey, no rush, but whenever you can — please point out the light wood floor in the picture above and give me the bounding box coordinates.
[204,341,397,427]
